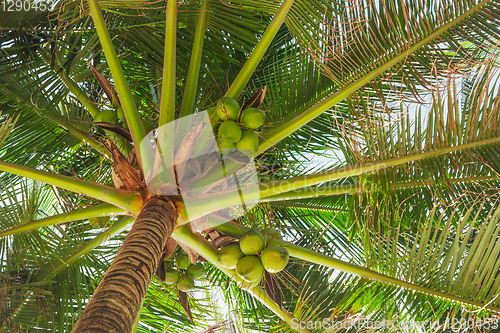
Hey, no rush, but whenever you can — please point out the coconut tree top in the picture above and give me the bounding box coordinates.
[1,0,500,332]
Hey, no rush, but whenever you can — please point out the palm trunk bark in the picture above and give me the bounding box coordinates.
[72,197,177,332]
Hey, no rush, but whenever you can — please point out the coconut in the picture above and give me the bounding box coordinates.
[116,106,126,122]
[260,245,289,273]
[94,110,117,124]
[143,120,155,133]
[216,97,240,120]
[175,253,191,269]
[178,274,195,292]
[241,107,265,129]
[89,216,109,228]
[235,275,261,289]
[235,130,259,155]
[235,256,264,282]
[239,229,266,255]
[212,123,221,132]
[218,243,245,269]
[186,262,205,280]
[208,106,221,130]
[218,121,242,143]
[164,268,180,285]
[218,139,236,154]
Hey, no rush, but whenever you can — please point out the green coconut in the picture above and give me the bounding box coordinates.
[143,120,156,133]
[89,216,110,228]
[241,107,265,129]
[208,106,221,130]
[164,268,180,285]
[260,245,289,273]
[235,130,259,155]
[235,275,261,289]
[235,256,264,282]
[186,262,205,280]
[208,106,221,121]
[93,110,117,124]
[212,123,221,132]
[239,229,266,255]
[175,253,191,269]
[218,139,236,154]
[218,120,242,143]
[178,274,196,292]
[116,106,126,122]
[216,97,240,120]
[218,243,245,269]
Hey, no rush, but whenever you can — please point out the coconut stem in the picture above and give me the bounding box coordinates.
[0,204,126,237]
[225,0,296,100]
[160,0,177,126]
[180,0,209,118]
[171,225,312,333]
[0,160,142,213]
[183,134,500,221]
[214,219,500,313]
[88,0,147,168]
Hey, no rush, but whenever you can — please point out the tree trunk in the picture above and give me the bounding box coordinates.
[72,197,177,333]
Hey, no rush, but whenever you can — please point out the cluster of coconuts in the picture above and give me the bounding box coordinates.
[164,251,206,292]
[217,228,289,287]
[209,97,265,155]
[93,95,156,134]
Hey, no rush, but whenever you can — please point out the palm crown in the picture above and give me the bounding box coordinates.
[1,0,500,332]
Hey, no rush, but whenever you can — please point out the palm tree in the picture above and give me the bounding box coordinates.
[1,0,500,331]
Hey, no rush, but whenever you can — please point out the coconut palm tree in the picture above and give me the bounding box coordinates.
[1,0,500,332]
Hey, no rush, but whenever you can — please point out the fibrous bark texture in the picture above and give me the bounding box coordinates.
[72,197,177,333]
